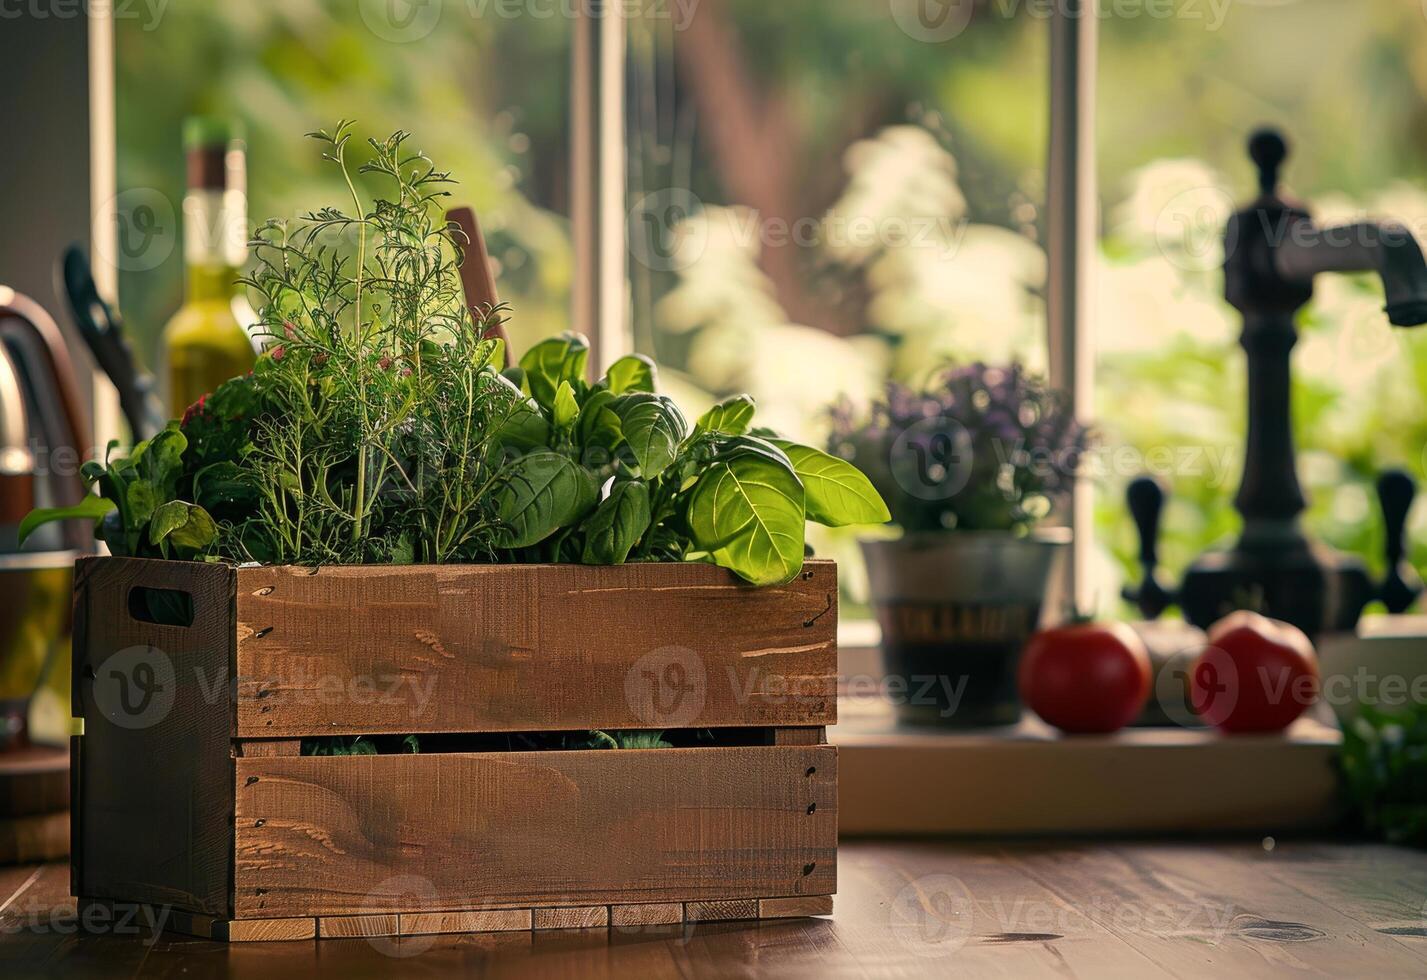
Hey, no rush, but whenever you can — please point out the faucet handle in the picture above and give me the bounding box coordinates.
[1121,475,1177,619]
[1377,468,1423,614]
[1248,127,1288,196]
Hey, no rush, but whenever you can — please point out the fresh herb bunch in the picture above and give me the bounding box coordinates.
[490,332,891,585]
[21,124,891,585]
[233,122,516,564]
[25,123,520,565]
[828,362,1091,534]
[1341,704,1427,846]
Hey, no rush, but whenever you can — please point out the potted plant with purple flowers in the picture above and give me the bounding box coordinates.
[829,363,1092,727]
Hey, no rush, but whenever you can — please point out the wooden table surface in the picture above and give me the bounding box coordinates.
[3,839,1426,979]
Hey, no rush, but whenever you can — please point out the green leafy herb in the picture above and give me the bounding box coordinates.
[20,124,889,588]
[490,343,888,584]
[1341,704,1427,845]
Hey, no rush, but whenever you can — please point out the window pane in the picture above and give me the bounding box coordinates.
[626,1,1049,604]
[1097,1,1427,610]
[114,1,572,361]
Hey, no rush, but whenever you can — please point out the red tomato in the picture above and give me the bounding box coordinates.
[1018,622,1152,734]
[1191,611,1318,733]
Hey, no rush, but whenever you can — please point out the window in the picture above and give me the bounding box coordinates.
[625,1,1051,610]
[1095,0,1427,608]
[100,1,1427,617]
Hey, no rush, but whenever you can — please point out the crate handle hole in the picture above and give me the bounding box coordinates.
[807,802,816,814]
[802,862,816,876]
[805,766,816,776]
[127,587,194,627]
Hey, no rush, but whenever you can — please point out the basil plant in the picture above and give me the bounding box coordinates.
[490,332,890,585]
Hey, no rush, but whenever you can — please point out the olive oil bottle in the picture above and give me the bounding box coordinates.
[161,117,258,416]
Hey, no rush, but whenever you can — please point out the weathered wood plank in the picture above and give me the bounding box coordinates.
[317,914,400,938]
[234,561,838,736]
[72,557,235,917]
[234,746,836,918]
[236,740,302,758]
[533,905,608,929]
[400,909,531,935]
[610,902,683,926]
[686,899,759,922]
[758,895,833,918]
[223,917,316,942]
[771,727,826,745]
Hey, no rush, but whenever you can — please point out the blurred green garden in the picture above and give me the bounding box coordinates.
[116,0,1427,614]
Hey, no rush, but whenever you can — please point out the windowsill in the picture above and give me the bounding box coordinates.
[832,702,1341,837]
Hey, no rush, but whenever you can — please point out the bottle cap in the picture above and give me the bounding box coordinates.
[183,116,245,151]
[184,116,245,191]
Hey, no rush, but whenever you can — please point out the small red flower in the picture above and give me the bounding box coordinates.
[378,355,392,371]
[271,345,286,362]
[283,320,297,339]
[180,393,208,428]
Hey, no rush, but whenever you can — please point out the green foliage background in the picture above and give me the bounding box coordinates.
[117,0,1427,611]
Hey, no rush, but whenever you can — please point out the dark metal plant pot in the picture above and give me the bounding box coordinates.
[861,529,1069,728]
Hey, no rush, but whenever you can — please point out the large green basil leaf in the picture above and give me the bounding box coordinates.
[519,333,589,407]
[576,388,623,451]
[493,450,592,548]
[193,460,258,508]
[580,481,652,564]
[687,452,806,586]
[137,425,188,498]
[16,495,116,547]
[604,353,657,394]
[611,393,686,479]
[770,439,890,527]
[696,394,756,435]
[149,500,217,551]
[126,481,158,528]
[484,371,550,451]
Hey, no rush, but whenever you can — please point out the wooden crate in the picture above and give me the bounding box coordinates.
[70,556,838,941]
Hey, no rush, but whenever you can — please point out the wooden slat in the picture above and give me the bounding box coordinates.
[771,727,826,745]
[758,895,833,918]
[234,561,837,736]
[223,918,316,942]
[686,899,759,922]
[534,905,608,929]
[72,557,235,917]
[237,740,301,758]
[400,909,531,935]
[234,746,836,918]
[610,902,683,926]
[318,914,400,938]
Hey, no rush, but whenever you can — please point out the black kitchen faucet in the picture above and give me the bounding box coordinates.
[1123,128,1425,637]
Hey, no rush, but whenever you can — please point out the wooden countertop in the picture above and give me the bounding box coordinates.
[4,839,1427,978]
